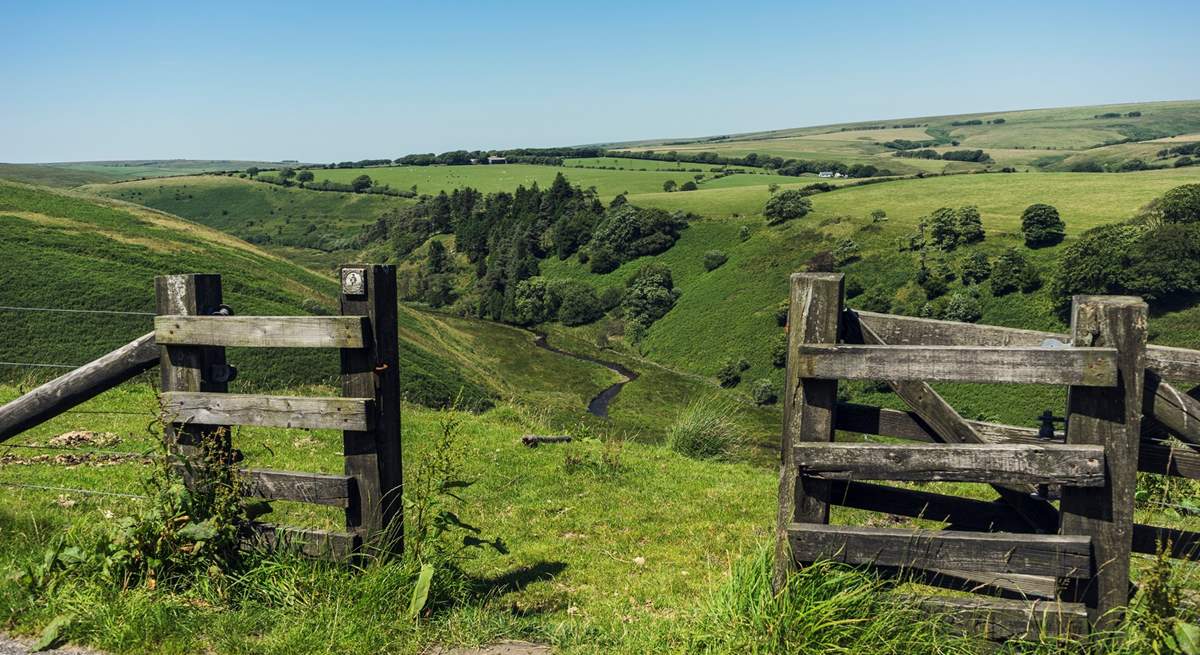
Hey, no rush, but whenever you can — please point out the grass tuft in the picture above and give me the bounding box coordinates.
[665,395,744,460]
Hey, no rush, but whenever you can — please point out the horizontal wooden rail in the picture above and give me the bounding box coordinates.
[241,469,355,507]
[161,392,374,431]
[155,315,368,348]
[787,523,1093,578]
[835,402,1200,480]
[795,443,1106,486]
[851,309,1200,382]
[0,332,159,443]
[793,344,1117,386]
[242,522,360,561]
[1132,523,1200,561]
[914,597,1088,640]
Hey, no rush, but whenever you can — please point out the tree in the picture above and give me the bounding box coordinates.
[957,205,985,243]
[351,174,374,192]
[833,239,859,266]
[716,358,750,388]
[927,207,959,249]
[1160,184,1200,224]
[662,180,677,192]
[942,291,983,323]
[623,263,680,329]
[751,379,778,405]
[991,248,1041,295]
[870,209,888,223]
[763,190,813,225]
[1021,203,1065,248]
[680,180,698,191]
[278,167,296,183]
[768,183,780,194]
[245,166,260,177]
[703,250,728,271]
[297,170,314,184]
[512,277,553,325]
[961,251,991,284]
[553,281,603,326]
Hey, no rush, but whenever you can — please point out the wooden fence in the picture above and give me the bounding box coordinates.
[153,265,401,560]
[775,272,1200,639]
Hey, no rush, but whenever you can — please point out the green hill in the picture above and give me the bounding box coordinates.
[0,160,306,187]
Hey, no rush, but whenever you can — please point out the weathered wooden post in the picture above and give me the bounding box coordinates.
[1061,295,1147,630]
[155,274,229,467]
[773,272,843,591]
[339,264,402,553]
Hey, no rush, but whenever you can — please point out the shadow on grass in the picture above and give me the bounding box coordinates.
[471,561,568,601]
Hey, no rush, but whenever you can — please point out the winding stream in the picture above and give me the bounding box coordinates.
[531,333,638,418]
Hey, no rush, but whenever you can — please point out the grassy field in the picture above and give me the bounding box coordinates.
[0,160,300,187]
[86,176,414,271]
[609,99,1200,174]
[2,382,1198,653]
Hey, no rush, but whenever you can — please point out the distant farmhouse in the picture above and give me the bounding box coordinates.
[487,155,507,164]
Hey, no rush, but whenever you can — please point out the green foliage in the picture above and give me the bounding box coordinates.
[1021,203,1066,247]
[589,204,689,270]
[750,379,778,405]
[512,277,555,325]
[870,208,888,223]
[832,238,860,265]
[552,280,604,326]
[942,290,983,323]
[662,180,677,192]
[960,251,991,284]
[739,225,751,241]
[771,333,788,368]
[916,265,948,299]
[1160,184,1200,224]
[350,174,373,192]
[957,205,985,243]
[926,207,960,249]
[763,190,813,225]
[665,395,744,460]
[991,248,1042,296]
[622,263,680,330]
[716,357,751,388]
[703,249,729,271]
[680,180,698,191]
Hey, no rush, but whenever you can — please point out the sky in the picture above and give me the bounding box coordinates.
[1,0,1198,163]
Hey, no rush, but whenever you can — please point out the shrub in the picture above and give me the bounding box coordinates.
[680,180,698,191]
[351,174,373,192]
[739,225,751,241]
[991,248,1041,295]
[774,301,790,327]
[703,250,729,271]
[845,278,864,298]
[588,246,619,274]
[764,190,813,225]
[1176,156,1195,168]
[771,333,788,368]
[833,239,860,266]
[942,290,983,323]
[666,396,743,460]
[855,287,892,313]
[961,251,991,285]
[916,266,948,299]
[512,277,554,325]
[926,207,959,249]
[663,180,677,192]
[957,205,985,243]
[751,379,778,405]
[870,209,888,223]
[1021,203,1065,248]
[553,281,603,326]
[1160,184,1200,224]
[598,285,624,312]
[716,357,750,388]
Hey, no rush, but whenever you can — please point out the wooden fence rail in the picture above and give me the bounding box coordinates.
[775,272,1200,640]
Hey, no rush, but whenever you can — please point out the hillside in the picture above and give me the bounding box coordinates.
[606,99,1200,175]
[0,160,306,187]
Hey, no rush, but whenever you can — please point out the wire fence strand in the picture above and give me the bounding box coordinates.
[0,481,146,499]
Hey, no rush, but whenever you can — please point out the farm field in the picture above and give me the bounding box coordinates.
[0,160,297,187]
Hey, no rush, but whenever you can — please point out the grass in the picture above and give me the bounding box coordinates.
[0,160,298,187]
[664,395,744,460]
[86,175,414,271]
[3,383,1200,653]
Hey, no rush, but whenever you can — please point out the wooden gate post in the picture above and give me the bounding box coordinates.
[1061,296,1147,630]
[774,272,843,591]
[154,274,230,467]
[339,264,402,553]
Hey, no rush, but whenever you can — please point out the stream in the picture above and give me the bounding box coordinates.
[531,333,638,419]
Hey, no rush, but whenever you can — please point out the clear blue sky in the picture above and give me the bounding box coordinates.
[2,0,1198,163]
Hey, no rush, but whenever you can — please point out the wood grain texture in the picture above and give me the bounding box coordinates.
[242,522,360,561]
[1132,523,1200,561]
[774,272,843,591]
[914,596,1088,640]
[1061,295,1147,630]
[340,264,402,553]
[821,480,1030,532]
[795,443,1106,486]
[240,468,355,507]
[0,331,158,443]
[161,391,374,431]
[155,315,367,348]
[787,523,1093,578]
[854,319,1061,533]
[794,344,1117,386]
[852,309,1200,383]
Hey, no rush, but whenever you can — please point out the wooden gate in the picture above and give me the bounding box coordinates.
[775,272,1200,639]
[154,265,401,560]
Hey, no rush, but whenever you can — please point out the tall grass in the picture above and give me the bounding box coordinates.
[665,395,744,460]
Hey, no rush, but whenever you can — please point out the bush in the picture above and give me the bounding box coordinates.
[957,205,985,243]
[666,396,743,460]
[703,250,729,271]
[751,379,778,405]
[927,207,959,249]
[845,278,864,298]
[588,246,619,274]
[716,357,750,388]
[351,174,373,192]
[738,225,751,241]
[916,266,948,299]
[855,287,892,313]
[1160,184,1200,224]
[1050,223,1140,309]
[764,190,813,225]
[553,281,603,326]
[623,263,679,329]
[1021,203,1065,248]
[771,333,788,368]
[942,290,983,323]
[598,285,624,312]
[512,277,554,325]
[991,248,1041,295]
[961,251,991,285]
[680,180,698,191]
[833,239,859,266]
